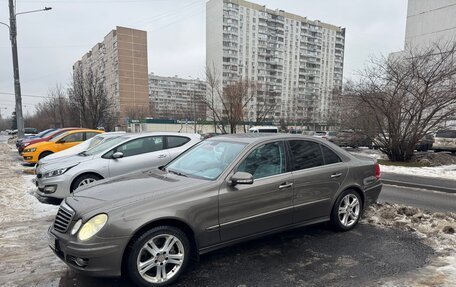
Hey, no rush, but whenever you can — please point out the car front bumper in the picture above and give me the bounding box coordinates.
[22,151,39,164]
[48,227,128,277]
[35,173,72,199]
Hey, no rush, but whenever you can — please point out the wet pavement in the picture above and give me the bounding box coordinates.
[46,223,434,287]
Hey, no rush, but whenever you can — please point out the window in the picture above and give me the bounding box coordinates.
[113,136,164,157]
[289,140,324,170]
[167,136,190,149]
[62,132,83,143]
[237,142,286,179]
[321,145,341,165]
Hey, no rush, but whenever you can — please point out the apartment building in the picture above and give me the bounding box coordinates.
[207,0,345,126]
[405,0,456,48]
[149,74,207,121]
[73,26,149,121]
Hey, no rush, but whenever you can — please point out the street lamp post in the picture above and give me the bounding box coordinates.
[6,0,52,138]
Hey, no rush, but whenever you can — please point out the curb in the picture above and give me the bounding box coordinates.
[382,179,456,194]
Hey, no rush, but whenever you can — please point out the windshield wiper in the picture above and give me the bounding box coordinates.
[167,169,188,177]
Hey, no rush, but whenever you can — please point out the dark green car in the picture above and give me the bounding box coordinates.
[49,134,382,286]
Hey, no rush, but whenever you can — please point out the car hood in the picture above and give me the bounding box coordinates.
[66,169,210,215]
[37,154,95,172]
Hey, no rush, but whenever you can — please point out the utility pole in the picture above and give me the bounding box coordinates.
[9,0,24,138]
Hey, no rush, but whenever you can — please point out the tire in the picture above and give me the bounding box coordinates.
[70,173,102,192]
[126,226,191,287]
[38,151,53,160]
[330,189,363,231]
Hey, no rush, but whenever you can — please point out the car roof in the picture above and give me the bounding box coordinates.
[117,132,200,139]
[207,133,322,144]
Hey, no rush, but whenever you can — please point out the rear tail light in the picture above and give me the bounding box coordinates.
[374,162,381,180]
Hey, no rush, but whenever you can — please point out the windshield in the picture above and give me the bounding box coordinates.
[36,129,54,138]
[82,136,129,156]
[166,140,247,180]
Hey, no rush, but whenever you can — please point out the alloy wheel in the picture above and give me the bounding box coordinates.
[136,234,185,284]
[78,178,96,187]
[338,194,360,227]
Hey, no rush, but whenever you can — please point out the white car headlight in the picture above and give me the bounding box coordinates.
[24,148,36,152]
[44,164,78,178]
[77,214,108,241]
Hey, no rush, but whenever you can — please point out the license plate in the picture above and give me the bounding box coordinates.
[48,231,57,251]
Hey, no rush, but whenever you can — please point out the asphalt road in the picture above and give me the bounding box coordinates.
[48,223,433,287]
[379,184,456,212]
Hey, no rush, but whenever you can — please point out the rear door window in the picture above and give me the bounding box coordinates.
[289,140,324,170]
[166,136,190,149]
[321,145,342,165]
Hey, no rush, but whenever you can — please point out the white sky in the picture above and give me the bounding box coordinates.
[0,0,408,117]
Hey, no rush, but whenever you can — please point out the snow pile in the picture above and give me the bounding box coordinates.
[363,203,456,286]
[0,143,64,286]
[349,148,386,160]
[380,164,456,180]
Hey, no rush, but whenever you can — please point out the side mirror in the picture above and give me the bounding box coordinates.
[112,151,124,159]
[230,171,254,186]
[57,139,65,144]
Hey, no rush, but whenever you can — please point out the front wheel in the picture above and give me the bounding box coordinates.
[331,189,362,231]
[70,174,102,192]
[127,226,191,287]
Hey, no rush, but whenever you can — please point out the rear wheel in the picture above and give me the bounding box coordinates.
[126,226,191,287]
[70,174,102,192]
[331,189,362,231]
[38,151,53,160]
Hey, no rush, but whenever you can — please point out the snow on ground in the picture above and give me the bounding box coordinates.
[362,203,456,286]
[0,143,65,287]
[349,148,456,180]
[380,164,456,180]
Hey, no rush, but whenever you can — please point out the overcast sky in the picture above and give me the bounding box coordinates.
[0,0,408,117]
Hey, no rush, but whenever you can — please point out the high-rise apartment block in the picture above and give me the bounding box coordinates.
[207,0,345,126]
[73,26,149,121]
[405,0,456,49]
[149,74,207,121]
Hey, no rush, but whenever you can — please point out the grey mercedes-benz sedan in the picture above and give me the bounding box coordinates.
[48,134,382,286]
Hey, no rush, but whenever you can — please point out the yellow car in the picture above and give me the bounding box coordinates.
[22,129,104,164]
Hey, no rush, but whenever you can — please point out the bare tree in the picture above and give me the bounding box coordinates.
[69,67,116,129]
[346,42,456,161]
[204,65,257,134]
[124,106,150,121]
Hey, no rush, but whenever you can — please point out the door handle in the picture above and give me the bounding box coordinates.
[158,154,167,159]
[330,173,342,179]
[279,182,293,189]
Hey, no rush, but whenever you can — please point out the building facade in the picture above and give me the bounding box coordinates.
[405,0,456,48]
[73,26,149,122]
[149,74,207,121]
[206,0,345,127]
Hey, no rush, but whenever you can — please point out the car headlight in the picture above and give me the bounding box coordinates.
[24,148,36,152]
[44,164,78,178]
[77,214,108,241]
[71,219,82,235]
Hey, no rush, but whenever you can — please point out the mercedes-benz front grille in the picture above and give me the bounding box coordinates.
[53,205,75,233]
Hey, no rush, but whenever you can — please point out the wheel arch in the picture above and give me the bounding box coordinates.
[70,172,104,191]
[331,184,365,211]
[121,217,199,276]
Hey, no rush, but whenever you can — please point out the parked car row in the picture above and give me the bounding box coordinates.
[43,132,382,286]
[290,129,456,152]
